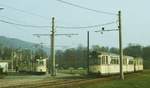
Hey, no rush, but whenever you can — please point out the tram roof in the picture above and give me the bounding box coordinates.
[91,51,134,59]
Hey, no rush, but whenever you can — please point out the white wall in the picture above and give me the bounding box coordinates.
[0,62,8,72]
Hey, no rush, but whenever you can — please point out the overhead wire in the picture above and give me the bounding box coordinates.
[0,2,117,30]
[56,0,117,15]
[1,15,28,24]
[56,21,117,29]
[0,15,50,31]
[0,19,117,29]
[0,19,50,28]
[0,15,50,29]
[95,29,119,32]
[0,3,50,21]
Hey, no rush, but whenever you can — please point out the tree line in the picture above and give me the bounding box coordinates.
[0,43,150,69]
[0,46,47,70]
[55,45,119,69]
[56,44,150,69]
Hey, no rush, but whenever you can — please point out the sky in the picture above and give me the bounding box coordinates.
[0,0,150,49]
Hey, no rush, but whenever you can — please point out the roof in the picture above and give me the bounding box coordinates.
[91,51,134,59]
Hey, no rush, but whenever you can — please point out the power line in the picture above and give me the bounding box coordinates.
[0,2,117,30]
[0,19,50,28]
[0,15,26,29]
[56,21,117,29]
[0,15,50,29]
[0,19,117,29]
[0,3,49,21]
[1,15,28,24]
[56,0,117,15]
[33,33,79,36]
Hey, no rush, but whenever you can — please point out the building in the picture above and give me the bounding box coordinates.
[0,60,9,72]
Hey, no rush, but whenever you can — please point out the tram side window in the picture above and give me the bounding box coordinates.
[116,59,119,64]
[94,58,98,64]
[89,59,92,65]
[141,60,143,65]
[135,60,138,65]
[140,60,143,65]
[39,61,44,65]
[110,56,117,64]
[139,60,143,65]
[137,60,139,65]
[89,57,101,65]
[110,58,119,64]
[106,56,108,64]
[102,56,105,64]
[110,59,115,64]
[129,60,134,65]
[98,58,101,64]
[138,60,142,65]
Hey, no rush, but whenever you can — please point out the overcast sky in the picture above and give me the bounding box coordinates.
[0,0,149,49]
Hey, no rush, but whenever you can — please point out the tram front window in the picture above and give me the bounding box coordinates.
[89,57,101,65]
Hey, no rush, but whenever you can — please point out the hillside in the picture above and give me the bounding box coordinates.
[0,36,34,49]
[0,36,49,53]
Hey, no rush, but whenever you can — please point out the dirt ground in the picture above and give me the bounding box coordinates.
[0,73,82,88]
[0,75,48,87]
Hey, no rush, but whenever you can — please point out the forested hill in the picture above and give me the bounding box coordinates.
[0,36,34,49]
[0,36,49,53]
[0,36,48,61]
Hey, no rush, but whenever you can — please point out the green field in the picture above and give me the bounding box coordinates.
[57,69,150,88]
[76,70,150,88]
[1,69,150,88]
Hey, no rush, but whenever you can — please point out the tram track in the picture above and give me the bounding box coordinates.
[2,76,115,88]
[2,79,87,88]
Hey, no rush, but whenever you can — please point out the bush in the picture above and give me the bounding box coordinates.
[0,68,5,79]
[144,59,150,69]
[0,68,3,74]
[77,67,84,70]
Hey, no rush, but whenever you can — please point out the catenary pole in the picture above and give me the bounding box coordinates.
[51,17,56,76]
[87,31,90,74]
[11,49,14,72]
[118,11,124,80]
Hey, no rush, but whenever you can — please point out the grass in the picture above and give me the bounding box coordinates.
[0,74,5,79]
[1,69,150,88]
[77,70,150,88]
[144,59,150,69]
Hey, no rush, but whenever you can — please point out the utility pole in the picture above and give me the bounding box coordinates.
[118,11,124,80]
[30,50,33,72]
[33,18,78,76]
[87,31,90,74]
[51,17,56,76]
[93,11,124,79]
[11,49,14,72]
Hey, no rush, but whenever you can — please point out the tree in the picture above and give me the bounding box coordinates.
[109,47,119,54]
[142,46,150,69]
[34,48,47,59]
[91,45,109,52]
[143,46,150,59]
[56,50,64,68]
[55,45,87,69]
[123,44,143,57]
